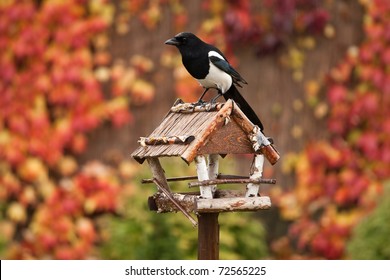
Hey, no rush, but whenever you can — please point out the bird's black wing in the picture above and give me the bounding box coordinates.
[209,55,248,87]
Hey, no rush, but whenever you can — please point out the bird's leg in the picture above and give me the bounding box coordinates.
[210,91,222,104]
[193,88,209,105]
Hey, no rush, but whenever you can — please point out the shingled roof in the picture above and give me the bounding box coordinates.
[131,99,278,164]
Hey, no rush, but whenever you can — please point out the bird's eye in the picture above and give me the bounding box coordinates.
[178,36,187,44]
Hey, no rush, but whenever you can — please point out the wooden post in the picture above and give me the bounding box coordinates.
[246,154,264,197]
[146,157,171,192]
[198,213,219,260]
[195,155,213,199]
[207,154,219,194]
[197,154,220,259]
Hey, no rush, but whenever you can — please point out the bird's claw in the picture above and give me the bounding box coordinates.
[210,94,221,105]
[192,99,206,107]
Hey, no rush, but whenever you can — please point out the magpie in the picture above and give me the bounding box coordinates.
[165,32,264,131]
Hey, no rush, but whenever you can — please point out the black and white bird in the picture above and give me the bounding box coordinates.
[165,32,264,131]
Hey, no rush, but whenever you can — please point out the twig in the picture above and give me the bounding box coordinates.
[152,178,198,227]
[141,174,249,184]
[188,178,276,188]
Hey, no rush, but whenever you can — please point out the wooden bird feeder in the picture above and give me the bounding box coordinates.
[131,98,280,259]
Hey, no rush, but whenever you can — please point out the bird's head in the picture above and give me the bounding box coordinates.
[164,32,201,49]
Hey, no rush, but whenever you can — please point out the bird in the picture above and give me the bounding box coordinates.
[165,32,264,131]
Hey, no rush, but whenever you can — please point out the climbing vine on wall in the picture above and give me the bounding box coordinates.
[274,0,390,259]
[0,0,141,259]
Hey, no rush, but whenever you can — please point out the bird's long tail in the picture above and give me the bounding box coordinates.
[224,85,264,131]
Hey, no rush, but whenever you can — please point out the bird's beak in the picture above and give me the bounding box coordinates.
[165,37,179,46]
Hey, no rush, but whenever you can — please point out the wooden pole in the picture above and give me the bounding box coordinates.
[246,154,265,197]
[197,213,219,260]
[197,154,220,259]
[146,157,171,192]
[195,155,213,199]
[207,154,219,194]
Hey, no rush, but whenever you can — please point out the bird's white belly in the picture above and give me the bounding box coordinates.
[197,63,232,93]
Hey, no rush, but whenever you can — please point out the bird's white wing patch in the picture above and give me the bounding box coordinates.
[196,51,232,93]
[208,50,225,60]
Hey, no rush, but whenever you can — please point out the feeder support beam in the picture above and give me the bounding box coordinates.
[207,154,219,194]
[146,157,171,192]
[195,155,213,199]
[246,154,264,197]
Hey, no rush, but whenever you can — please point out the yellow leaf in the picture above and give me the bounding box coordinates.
[7,202,27,223]
[18,157,48,183]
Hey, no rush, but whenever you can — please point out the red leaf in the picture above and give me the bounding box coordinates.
[327,85,347,104]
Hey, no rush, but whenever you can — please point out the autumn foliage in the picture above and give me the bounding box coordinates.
[0,0,130,259]
[274,0,390,259]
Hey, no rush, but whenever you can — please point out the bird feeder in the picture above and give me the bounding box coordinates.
[131,99,280,259]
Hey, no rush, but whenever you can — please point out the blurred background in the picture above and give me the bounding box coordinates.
[0,0,389,259]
